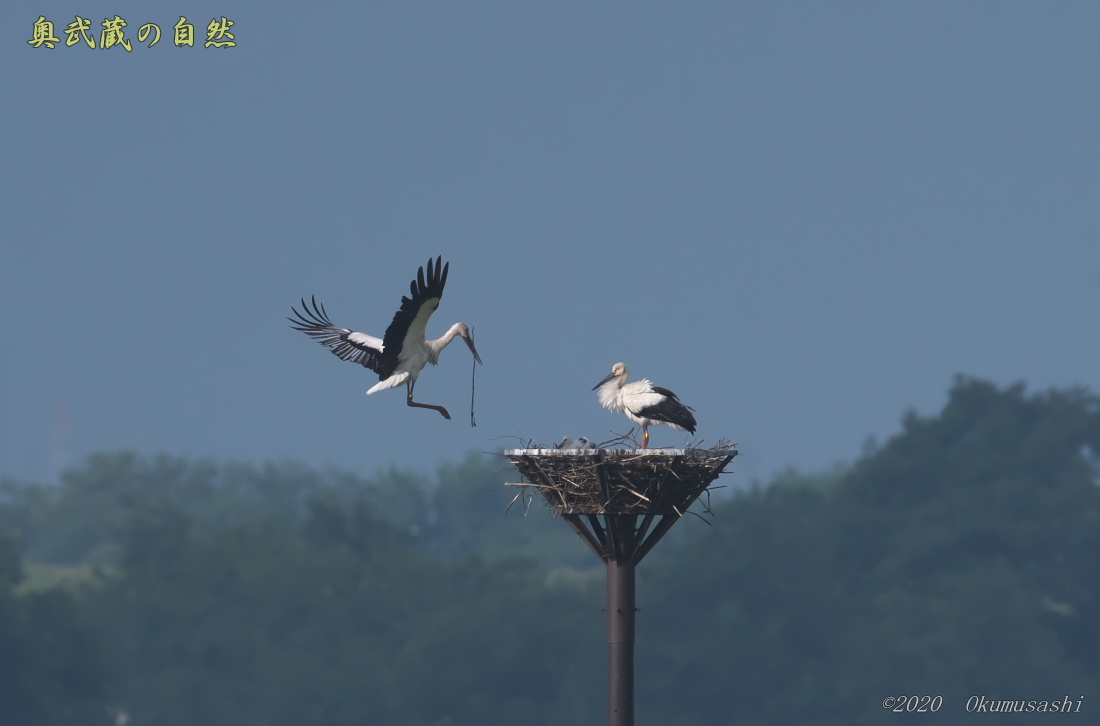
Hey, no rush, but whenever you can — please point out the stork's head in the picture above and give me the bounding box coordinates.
[454,323,483,365]
[593,362,629,390]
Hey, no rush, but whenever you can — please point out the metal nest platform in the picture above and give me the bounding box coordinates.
[504,446,738,517]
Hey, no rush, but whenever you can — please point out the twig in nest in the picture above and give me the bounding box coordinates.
[597,430,638,449]
[686,509,712,525]
[505,488,535,516]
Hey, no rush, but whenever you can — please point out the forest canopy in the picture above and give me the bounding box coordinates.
[2,375,1099,725]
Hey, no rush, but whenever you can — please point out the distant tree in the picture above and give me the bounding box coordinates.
[11,450,595,572]
[390,558,603,726]
[414,452,599,569]
[94,482,604,726]
[0,479,50,553]
[11,375,1100,726]
[641,376,1100,725]
[0,537,109,726]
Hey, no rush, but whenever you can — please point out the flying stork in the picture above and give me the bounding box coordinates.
[593,362,697,448]
[289,256,482,420]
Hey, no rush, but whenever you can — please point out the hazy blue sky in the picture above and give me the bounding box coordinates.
[4,2,1099,486]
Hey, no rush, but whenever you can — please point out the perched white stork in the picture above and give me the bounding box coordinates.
[289,256,482,420]
[593,362,697,448]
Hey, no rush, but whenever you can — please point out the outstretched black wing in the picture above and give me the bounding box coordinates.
[288,296,396,379]
[380,256,449,358]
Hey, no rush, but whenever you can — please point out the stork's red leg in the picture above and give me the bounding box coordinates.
[408,392,451,420]
[642,426,649,449]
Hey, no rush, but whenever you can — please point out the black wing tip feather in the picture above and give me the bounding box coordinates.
[287,296,388,375]
[406,256,450,303]
[427,255,448,289]
[423,255,448,294]
[287,295,333,331]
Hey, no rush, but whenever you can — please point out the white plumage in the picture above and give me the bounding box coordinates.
[593,362,697,449]
[289,256,482,420]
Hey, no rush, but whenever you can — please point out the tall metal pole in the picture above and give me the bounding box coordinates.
[607,557,636,726]
[506,448,737,726]
[606,513,638,726]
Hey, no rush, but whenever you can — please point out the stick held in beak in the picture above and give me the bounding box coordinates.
[463,331,483,365]
[468,327,480,427]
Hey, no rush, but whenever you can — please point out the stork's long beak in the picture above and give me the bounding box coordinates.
[462,334,483,365]
[592,372,616,391]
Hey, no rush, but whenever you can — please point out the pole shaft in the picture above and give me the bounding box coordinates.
[607,558,636,726]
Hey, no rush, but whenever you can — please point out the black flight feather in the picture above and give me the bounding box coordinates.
[288,257,449,382]
[635,386,697,434]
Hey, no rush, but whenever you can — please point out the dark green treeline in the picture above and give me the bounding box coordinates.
[2,376,1100,725]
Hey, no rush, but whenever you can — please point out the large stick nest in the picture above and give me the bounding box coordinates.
[504,445,738,515]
